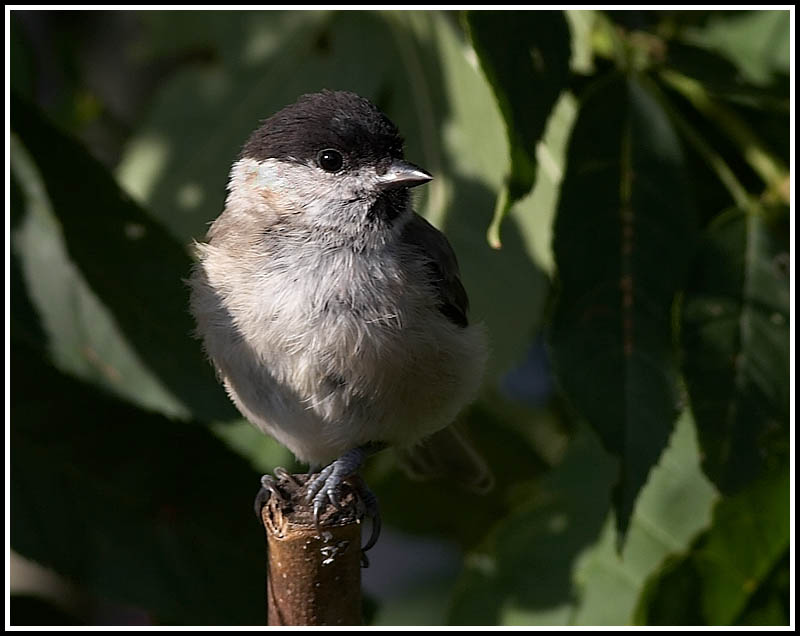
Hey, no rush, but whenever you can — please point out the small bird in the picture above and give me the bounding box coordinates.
[188,90,490,545]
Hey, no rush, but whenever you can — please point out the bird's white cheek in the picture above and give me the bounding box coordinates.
[252,159,342,208]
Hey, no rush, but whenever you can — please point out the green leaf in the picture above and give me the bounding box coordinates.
[465,10,571,248]
[449,426,618,625]
[510,92,579,277]
[567,412,717,625]
[634,465,789,625]
[10,338,266,624]
[10,173,47,356]
[548,72,697,540]
[11,92,236,422]
[681,10,790,87]
[665,41,789,112]
[657,69,788,197]
[448,411,716,625]
[117,10,552,380]
[680,207,790,493]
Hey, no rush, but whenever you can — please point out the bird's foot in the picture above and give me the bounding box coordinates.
[305,447,368,524]
[254,447,383,567]
[305,445,383,567]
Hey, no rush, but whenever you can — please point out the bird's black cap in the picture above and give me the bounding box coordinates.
[240,90,405,169]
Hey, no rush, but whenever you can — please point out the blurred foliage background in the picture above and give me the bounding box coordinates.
[9,8,791,626]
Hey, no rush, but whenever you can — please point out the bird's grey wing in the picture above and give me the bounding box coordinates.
[400,213,469,327]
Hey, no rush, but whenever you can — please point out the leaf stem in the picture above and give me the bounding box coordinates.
[486,186,508,250]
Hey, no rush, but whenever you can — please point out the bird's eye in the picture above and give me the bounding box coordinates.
[317,149,344,172]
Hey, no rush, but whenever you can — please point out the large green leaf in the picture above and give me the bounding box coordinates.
[565,412,717,625]
[117,10,552,380]
[548,72,696,540]
[465,10,571,248]
[680,207,790,493]
[10,343,266,624]
[11,93,236,422]
[448,411,716,625]
[634,465,789,625]
[11,136,186,421]
[449,426,617,625]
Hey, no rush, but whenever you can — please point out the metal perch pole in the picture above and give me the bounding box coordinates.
[261,473,364,626]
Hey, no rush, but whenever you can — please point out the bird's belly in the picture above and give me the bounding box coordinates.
[200,248,486,465]
[220,300,485,466]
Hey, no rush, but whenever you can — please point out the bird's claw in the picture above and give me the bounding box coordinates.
[304,448,362,518]
[254,467,296,522]
[353,477,381,554]
[303,448,382,567]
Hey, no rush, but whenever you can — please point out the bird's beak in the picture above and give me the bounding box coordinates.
[375,160,433,191]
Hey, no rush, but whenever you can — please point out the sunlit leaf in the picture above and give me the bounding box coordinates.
[465,10,571,248]
[634,465,789,625]
[567,412,717,625]
[449,412,716,625]
[510,92,579,277]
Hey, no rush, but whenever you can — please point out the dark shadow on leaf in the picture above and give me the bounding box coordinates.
[11,338,266,625]
[11,92,237,423]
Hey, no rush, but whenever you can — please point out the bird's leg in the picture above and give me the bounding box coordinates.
[305,442,385,563]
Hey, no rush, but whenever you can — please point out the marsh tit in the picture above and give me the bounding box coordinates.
[189,90,491,543]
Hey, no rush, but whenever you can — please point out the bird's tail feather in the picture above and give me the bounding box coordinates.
[394,424,494,494]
